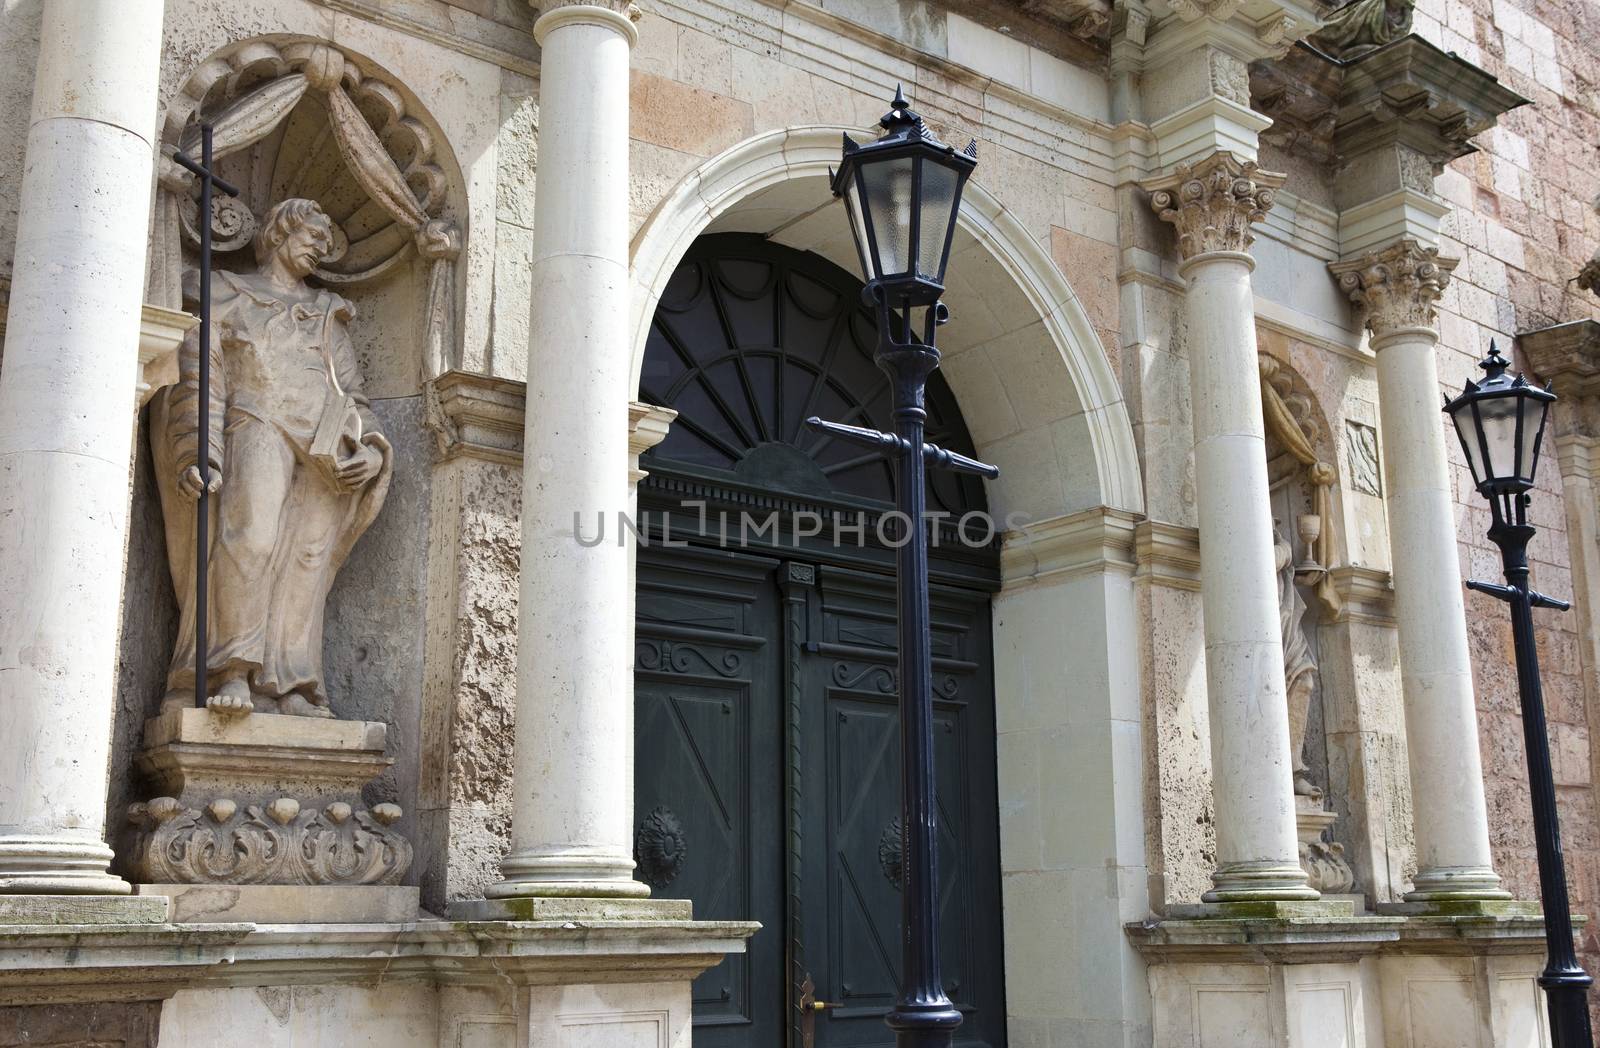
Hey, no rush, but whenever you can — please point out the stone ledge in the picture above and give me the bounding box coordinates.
[1126,910,1564,963]
[0,918,760,1005]
[450,896,693,923]
[137,884,419,925]
[0,894,171,926]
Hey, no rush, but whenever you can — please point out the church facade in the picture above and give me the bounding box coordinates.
[1,0,1599,1044]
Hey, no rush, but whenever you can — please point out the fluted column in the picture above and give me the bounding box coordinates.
[486,0,647,901]
[1331,241,1507,900]
[1145,154,1316,902]
[0,1,165,895]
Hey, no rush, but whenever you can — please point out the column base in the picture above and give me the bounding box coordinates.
[0,837,131,895]
[484,850,651,900]
[452,896,691,922]
[1403,866,1512,903]
[1203,859,1320,903]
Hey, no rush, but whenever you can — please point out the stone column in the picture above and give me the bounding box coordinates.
[1144,154,1316,902]
[485,0,647,902]
[0,1,165,895]
[1331,241,1508,901]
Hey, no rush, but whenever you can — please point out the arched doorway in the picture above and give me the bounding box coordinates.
[633,234,1007,1046]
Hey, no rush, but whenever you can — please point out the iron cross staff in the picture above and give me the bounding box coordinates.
[806,301,997,1048]
[171,124,240,710]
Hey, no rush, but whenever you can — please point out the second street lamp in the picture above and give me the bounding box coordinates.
[1445,342,1594,1048]
[806,88,992,1048]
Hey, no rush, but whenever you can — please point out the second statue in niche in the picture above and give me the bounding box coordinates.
[152,198,392,719]
[1277,520,1321,799]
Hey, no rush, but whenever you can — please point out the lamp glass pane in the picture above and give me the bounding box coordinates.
[1475,393,1521,483]
[1450,405,1489,487]
[1518,395,1551,482]
[916,160,959,281]
[860,155,914,277]
[841,175,874,282]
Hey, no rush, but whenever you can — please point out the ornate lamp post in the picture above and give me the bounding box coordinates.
[1445,342,1594,1047]
[805,88,992,1048]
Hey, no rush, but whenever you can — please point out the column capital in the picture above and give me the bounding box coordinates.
[1329,239,1457,343]
[532,0,640,47]
[1142,152,1285,261]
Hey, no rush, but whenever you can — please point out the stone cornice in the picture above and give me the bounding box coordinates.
[1326,565,1395,625]
[1133,520,1203,591]
[1251,35,1530,172]
[1328,239,1456,342]
[1519,321,1600,438]
[999,507,1141,587]
[1143,152,1285,260]
[1119,0,1326,70]
[0,919,759,1006]
[1126,912,1552,963]
[628,402,678,486]
[425,370,528,466]
[424,370,675,475]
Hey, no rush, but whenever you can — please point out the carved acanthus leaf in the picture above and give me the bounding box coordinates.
[1144,154,1285,259]
[126,796,411,885]
[1329,240,1458,337]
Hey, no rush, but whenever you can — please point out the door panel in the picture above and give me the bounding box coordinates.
[803,565,1004,1048]
[635,550,1005,1048]
[635,547,785,1046]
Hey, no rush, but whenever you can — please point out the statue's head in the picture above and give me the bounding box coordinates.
[254,198,335,279]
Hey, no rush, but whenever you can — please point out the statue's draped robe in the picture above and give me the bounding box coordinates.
[153,270,391,706]
[1276,525,1319,793]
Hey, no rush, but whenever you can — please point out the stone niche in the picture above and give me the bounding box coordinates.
[110,36,469,900]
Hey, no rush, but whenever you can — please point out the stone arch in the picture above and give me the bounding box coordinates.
[151,35,468,389]
[629,127,1143,519]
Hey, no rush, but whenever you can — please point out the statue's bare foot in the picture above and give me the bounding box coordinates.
[206,678,253,716]
[278,692,334,719]
[1294,774,1323,802]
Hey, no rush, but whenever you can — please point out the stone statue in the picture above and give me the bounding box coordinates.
[152,198,392,718]
[1307,0,1412,60]
[1276,520,1321,798]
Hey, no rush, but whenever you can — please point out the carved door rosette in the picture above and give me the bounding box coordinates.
[122,707,411,887]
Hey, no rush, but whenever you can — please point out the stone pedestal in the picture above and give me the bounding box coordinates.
[1296,798,1355,895]
[125,709,413,891]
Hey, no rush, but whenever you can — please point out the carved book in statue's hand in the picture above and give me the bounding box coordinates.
[309,389,365,490]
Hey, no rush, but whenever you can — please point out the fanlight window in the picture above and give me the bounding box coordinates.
[639,234,987,518]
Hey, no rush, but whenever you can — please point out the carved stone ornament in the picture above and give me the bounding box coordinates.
[1144,154,1286,260]
[1306,0,1413,60]
[125,796,410,886]
[878,816,904,891]
[1329,239,1458,338]
[634,805,688,890]
[1297,804,1356,893]
[155,39,462,376]
[1579,194,1600,298]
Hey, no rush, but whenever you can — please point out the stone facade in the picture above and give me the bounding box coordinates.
[0,0,1596,1044]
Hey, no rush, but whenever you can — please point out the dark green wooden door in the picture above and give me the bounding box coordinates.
[635,547,1005,1047]
[633,232,1006,1047]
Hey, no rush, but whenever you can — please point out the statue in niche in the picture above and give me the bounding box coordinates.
[151,198,392,719]
[1275,519,1321,799]
[1307,0,1413,60]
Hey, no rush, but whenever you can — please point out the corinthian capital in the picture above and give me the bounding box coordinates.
[1328,240,1458,339]
[1143,153,1286,261]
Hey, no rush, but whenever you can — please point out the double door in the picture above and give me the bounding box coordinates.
[634,543,1006,1047]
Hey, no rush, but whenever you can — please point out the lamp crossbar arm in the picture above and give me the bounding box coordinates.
[804,417,999,478]
[1466,578,1573,611]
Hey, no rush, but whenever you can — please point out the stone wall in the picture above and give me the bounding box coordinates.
[1409,0,1600,992]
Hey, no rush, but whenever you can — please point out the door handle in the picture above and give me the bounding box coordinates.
[799,973,840,1048]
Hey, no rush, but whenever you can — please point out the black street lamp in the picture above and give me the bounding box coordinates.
[1446,342,1594,1047]
[805,88,992,1048]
